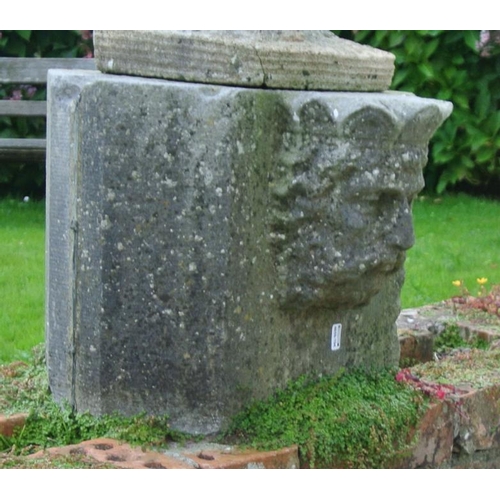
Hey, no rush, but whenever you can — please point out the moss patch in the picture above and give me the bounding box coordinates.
[0,345,189,455]
[225,368,426,468]
[434,324,490,353]
[412,348,500,390]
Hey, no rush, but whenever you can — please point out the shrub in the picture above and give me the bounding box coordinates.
[335,31,500,194]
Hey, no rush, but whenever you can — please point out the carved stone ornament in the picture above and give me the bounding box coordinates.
[46,31,452,434]
[269,94,450,310]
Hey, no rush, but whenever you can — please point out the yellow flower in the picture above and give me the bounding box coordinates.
[477,277,488,285]
[452,280,462,287]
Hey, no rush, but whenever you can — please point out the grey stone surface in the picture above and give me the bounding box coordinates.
[46,70,451,434]
[94,30,395,91]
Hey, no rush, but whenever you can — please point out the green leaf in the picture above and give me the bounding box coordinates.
[463,30,480,52]
[475,146,495,163]
[352,31,372,43]
[373,30,389,46]
[404,36,420,57]
[444,66,457,81]
[436,168,461,193]
[437,88,452,100]
[3,37,26,57]
[388,32,405,48]
[418,63,434,79]
[15,30,31,41]
[453,94,470,110]
[391,68,409,88]
[452,70,467,86]
[424,38,440,59]
[462,156,475,168]
[433,150,456,163]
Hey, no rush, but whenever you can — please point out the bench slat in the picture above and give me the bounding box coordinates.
[0,57,96,84]
[0,138,46,161]
[0,100,47,117]
[0,57,96,164]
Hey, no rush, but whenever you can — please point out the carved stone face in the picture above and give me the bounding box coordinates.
[270,99,427,310]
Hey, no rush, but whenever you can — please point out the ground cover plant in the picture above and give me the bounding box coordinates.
[450,280,500,319]
[0,452,117,469]
[0,343,426,469]
[411,348,500,390]
[433,324,490,354]
[0,345,184,462]
[225,368,426,468]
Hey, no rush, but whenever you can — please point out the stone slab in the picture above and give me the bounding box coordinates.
[94,30,395,91]
[46,69,451,434]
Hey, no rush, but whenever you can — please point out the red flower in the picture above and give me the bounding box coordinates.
[436,389,446,400]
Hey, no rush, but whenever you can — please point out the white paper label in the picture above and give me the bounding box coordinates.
[331,323,342,351]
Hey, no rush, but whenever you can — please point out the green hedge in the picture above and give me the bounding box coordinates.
[335,30,500,194]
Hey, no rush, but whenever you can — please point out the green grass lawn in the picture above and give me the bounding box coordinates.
[402,194,500,308]
[1,193,500,364]
[0,199,45,364]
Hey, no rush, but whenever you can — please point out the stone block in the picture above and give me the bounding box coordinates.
[454,386,500,454]
[399,331,435,365]
[407,401,454,468]
[95,30,395,91]
[46,70,451,434]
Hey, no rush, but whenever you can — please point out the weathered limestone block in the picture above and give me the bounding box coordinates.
[46,70,451,434]
[94,30,395,91]
[455,386,500,454]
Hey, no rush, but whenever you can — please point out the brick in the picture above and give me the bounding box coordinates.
[0,413,27,437]
[183,445,299,469]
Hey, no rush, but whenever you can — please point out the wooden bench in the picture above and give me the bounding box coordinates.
[0,57,96,162]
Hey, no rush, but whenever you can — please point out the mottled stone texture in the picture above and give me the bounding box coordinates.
[95,30,395,91]
[46,70,451,434]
